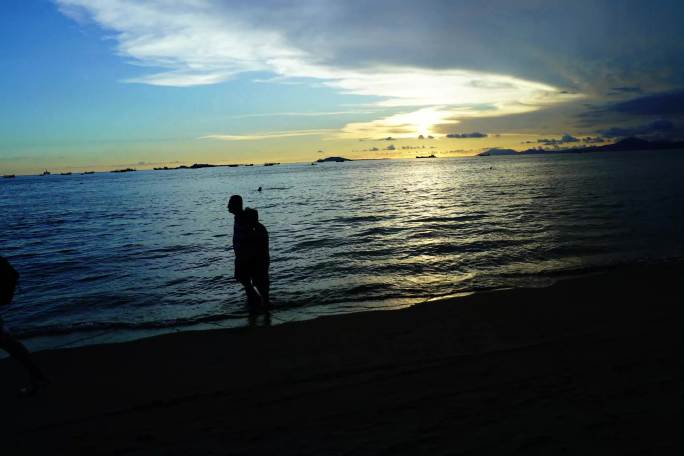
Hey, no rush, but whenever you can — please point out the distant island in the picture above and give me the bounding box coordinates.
[478,137,684,157]
[317,156,352,162]
[416,154,437,158]
[153,163,250,170]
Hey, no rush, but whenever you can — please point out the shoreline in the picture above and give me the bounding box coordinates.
[6,257,674,354]
[1,260,680,454]
[8,257,681,354]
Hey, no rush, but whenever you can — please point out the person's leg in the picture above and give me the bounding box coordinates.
[236,257,259,307]
[252,262,270,309]
[240,279,260,308]
[0,326,47,390]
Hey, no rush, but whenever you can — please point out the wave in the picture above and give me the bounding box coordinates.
[14,313,248,339]
[12,257,684,342]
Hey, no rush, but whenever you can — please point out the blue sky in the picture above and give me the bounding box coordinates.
[2,0,683,173]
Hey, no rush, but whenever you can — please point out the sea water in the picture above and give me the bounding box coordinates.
[1,150,683,349]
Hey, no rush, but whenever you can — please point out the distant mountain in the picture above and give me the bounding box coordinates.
[478,137,684,157]
[478,148,518,156]
[519,137,684,155]
[317,156,352,162]
[592,137,684,152]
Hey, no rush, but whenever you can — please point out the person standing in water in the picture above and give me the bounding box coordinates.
[0,256,48,396]
[243,207,270,309]
[228,195,257,307]
[228,195,270,311]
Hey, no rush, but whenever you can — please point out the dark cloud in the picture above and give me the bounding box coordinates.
[580,90,684,119]
[576,89,684,132]
[609,86,642,96]
[582,136,606,144]
[598,119,676,138]
[446,132,488,138]
[537,134,580,145]
[608,90,684,116]
[272,0,684,95]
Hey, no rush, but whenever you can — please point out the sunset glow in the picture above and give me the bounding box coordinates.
[1,1,682,173]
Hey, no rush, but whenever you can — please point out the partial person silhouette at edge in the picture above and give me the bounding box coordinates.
[227,195,270,313]
[0,256,48,396]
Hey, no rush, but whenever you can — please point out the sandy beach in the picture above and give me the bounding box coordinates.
[1,260,680,455]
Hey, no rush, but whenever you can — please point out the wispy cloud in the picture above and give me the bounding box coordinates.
[199,129,334,141]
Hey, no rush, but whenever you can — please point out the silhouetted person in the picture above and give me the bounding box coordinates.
[0,256,48,396]
[228,195,260,308]
[243,207,270,310]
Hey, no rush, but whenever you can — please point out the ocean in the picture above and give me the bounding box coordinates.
[1,150,683,350]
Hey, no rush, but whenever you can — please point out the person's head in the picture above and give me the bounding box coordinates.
[243,207,259,226]
[227,195,243,214]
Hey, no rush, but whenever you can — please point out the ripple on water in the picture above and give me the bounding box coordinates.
[2,153,683,342]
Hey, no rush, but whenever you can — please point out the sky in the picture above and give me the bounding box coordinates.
[1,0,683,173]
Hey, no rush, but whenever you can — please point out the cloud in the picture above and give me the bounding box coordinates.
[56,0,684,137]
[199,129,334,141]
[608,90,684,116]
[598,119,676,138]
[336,103,564,139]
[537,133,580,145]
[609,86,642,96]
[446,132,487,138]
[57,0,583,138]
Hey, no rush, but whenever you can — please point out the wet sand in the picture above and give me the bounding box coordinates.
[1,261,681,455]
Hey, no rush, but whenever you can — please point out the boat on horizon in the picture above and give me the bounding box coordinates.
[2,174,15,178]
[416,154,437,159]
[59,172,73,175]
[41,170,50,176]
[263,162,280,166]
